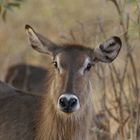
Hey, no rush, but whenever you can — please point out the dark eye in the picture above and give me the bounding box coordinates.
[53,61,58,68]
[85,63,92,71]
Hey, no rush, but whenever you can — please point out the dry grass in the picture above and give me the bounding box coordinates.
[0,0,140,140]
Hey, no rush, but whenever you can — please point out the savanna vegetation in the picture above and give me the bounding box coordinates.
[0,0,140,140]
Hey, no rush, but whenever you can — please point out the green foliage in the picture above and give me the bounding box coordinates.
[0,0,24,21]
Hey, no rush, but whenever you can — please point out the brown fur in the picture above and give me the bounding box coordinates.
[5,64,47,95]
[0,81,40,140]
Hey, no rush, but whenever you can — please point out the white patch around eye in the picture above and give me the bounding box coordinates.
[55,55,63,74]
[79,57,91,75]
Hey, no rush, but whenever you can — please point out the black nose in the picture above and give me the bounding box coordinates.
[58,94,79,113]
[59,97,77,108]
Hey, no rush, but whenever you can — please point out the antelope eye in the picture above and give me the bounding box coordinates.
[53,61,58,68]
[85,63,92,71]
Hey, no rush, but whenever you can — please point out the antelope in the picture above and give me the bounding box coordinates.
[0,25,122,140]
[5,63,47,95]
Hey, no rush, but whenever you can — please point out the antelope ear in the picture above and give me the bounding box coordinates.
[25,25,58,55]
[94,36,122,63]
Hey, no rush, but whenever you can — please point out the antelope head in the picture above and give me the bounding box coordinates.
[25,25,122,116]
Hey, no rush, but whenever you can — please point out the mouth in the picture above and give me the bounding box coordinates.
[60,107,75,114]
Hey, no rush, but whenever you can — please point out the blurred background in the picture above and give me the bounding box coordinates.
[0,0,140,140]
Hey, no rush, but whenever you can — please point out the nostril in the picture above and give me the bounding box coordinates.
[69,98,77,108]
[59,97,68,108]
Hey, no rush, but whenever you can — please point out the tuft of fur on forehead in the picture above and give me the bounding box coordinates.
[61,44,89,49]
[54,44,94,57]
